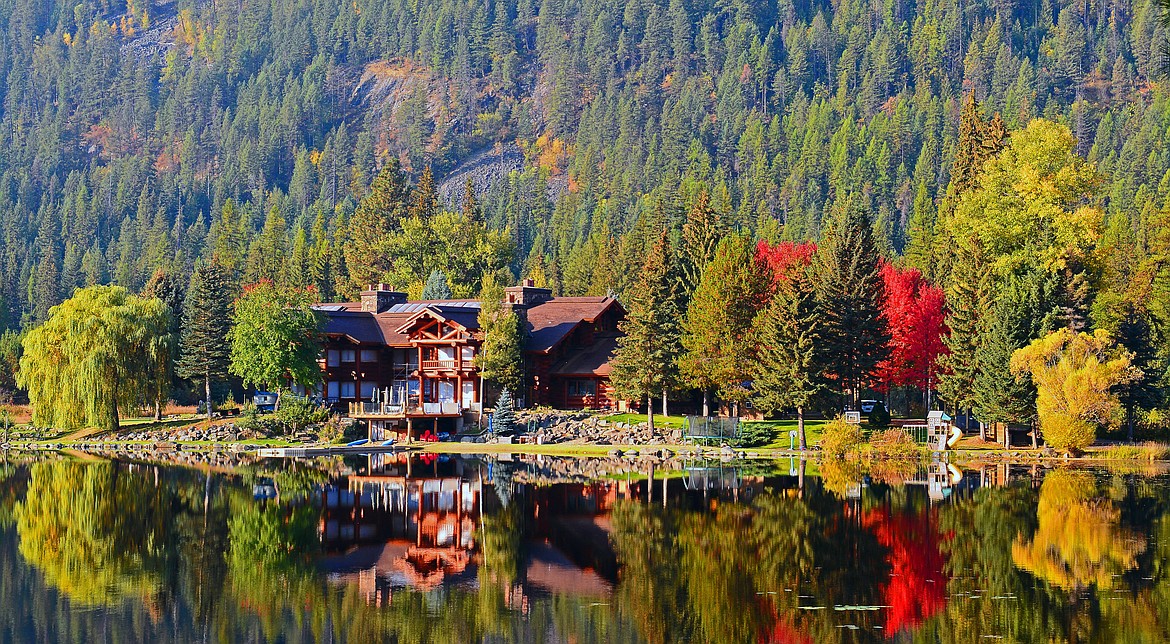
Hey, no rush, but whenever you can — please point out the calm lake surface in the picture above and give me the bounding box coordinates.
[0,453,1167,643]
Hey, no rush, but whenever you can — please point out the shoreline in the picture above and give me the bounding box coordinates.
[5,438,1170,465]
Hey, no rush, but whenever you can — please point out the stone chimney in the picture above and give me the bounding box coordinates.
[360,283,407,313]
[504,279,553,308]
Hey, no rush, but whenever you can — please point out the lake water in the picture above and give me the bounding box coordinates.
[0,452,1167,643]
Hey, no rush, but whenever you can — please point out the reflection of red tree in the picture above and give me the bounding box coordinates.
[862,507,948,636]
[759,600,814,644]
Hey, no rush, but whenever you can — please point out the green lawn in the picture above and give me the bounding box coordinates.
[604,413,689,429]
[747,419,832,448]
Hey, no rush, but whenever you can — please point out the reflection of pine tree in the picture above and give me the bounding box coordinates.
[491,459,515,508]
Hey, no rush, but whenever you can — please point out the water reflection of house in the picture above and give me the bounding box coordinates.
[318,454,481,600]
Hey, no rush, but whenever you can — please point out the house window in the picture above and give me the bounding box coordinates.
[340,381,356,398]
[461,346,475,363]
[341,350,356,363]
[360,349,379,363]
[568,379,596,397]
[327,381,340,399]
[327,350,340,367]
[360,381,377,400]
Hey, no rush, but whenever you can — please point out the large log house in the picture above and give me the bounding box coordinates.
[311,281,624,441]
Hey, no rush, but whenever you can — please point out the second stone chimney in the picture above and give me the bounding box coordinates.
[360,283,408,313]
[504,279,553,308]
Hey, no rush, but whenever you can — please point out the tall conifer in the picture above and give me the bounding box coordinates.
[611,229,682,433]
[177,262,233,424]
[812,203,890,410]
[751,265,823,448]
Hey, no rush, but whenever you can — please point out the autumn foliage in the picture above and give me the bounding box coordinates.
[875,262,948,394]
[756,240,817,286]
[862,507,949,635]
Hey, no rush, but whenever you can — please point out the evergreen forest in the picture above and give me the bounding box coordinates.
[2,0,1170,437]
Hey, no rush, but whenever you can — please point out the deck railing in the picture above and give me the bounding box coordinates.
[421,359,458,370]
[349,401,464,417]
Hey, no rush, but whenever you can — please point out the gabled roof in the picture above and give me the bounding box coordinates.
[394,305,482,335]
[317,295,622,352]
[525,297,622,354]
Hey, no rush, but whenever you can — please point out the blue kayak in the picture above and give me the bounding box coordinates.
[346,438,370,447]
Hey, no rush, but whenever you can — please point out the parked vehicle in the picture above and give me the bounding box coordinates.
[859,399,887,414]
[253,391,279,413]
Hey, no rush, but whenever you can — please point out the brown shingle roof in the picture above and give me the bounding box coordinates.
[323,311,414,345]
[525,297,620,354]
[550,333,619,376]
[319,296,621,351]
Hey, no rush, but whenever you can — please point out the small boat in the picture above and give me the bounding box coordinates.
[380,439,396,446]
[346,438,370,447]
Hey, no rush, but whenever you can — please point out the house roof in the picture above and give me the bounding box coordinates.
[317,295,621,352]
[525,297,621,354]
[322,310,414,345]
[550,333,619,376]
[394,305,482,335]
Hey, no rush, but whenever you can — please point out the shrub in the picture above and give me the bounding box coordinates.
[867,403,891,430]
[868,429,919,459]
[819,417,863,458]
[274,395,331,433]
[1041,412,1096,454]
[735,422,778,447]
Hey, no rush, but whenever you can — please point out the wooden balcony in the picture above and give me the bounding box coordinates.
[349,401,465,419]
[421,359,458,370]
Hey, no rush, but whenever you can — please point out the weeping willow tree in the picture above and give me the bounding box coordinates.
[17,285,173,432]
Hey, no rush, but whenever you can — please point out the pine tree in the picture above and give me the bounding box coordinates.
[610,229,682,434]
[812,203,890,410]
[1115,306,1162,441]
[422,268,453,300]
[679,190,724,297]
[492,388,516,436]
[177,262,233,424]
[949,95,988,196]
[971,285,1038,443]
[751,265,823,448]
[462,177,482,223]
[410,166,438,220]
[680,234,768,416]
[346,160,411,289]
[938,236,991,424]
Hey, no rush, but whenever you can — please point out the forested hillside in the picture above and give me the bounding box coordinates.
[0,0,1166,330]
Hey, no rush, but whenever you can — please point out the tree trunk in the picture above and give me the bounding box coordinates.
[702,389,709,417]
[979,420,986,442]
[1003,421,1010,449]
[205,374,213,425]
[646,391,654,436]
[662,390,668,418]
[797,407,807,450]
[1127,400,1135,442]
[1031,420,1038,450]
[275,388,282,412]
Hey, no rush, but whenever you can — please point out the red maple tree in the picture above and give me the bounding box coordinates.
[875,262,948,397]
[756,240,817,287]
